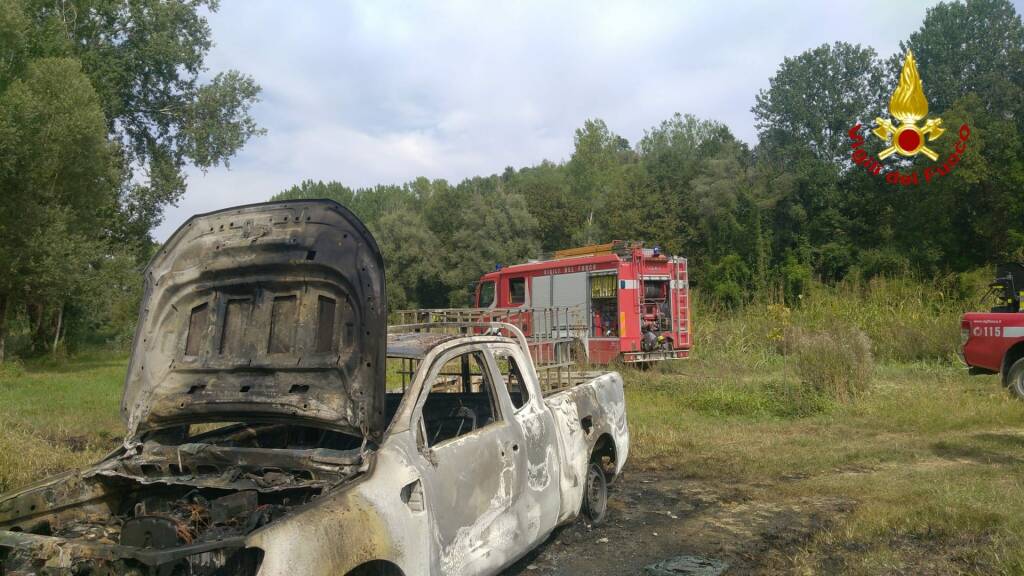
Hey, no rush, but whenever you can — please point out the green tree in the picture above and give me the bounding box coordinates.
[636,113,741,262]
[894,0,1024,268]
[567,119,634,244]
[21,0,264,246]
[274,180,356,207]
[0,0,263,360]
[899,0,1024,126]
[443,191,540,306]
[597,163,672,250]
[508,161,574,251]
[0,57,118,359]
[751,43,881,277]
[753,42,886,165]
[706,254,752,309]
[374,211,444,310]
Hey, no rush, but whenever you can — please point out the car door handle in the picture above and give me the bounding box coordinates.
[401,478,425,512]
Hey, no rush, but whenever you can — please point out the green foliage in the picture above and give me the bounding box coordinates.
[272,176,540,309]
[511,161,575,251]
[0,56,118,357]
[780,253,813,304]
[15,0,265,238]
[0,0,260,360]
[753,42,886,164]
[706,254,752,309]
[374,211,444,310]
[694,275,968,366]
[275,179,356,206]
[442,190,540,306]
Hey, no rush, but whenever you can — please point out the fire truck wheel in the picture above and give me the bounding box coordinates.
[1007,358,1024,400]
[582,463,608,525]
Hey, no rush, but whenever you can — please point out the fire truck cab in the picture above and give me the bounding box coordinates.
[473,241,691,364]
[961,263,1024,398]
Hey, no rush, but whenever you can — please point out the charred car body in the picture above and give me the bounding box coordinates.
[0,200,629,576]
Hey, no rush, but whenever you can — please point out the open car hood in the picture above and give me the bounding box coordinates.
[122,200,387,442]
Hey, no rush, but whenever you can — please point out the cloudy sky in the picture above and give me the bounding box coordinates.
[154,0,1022,240]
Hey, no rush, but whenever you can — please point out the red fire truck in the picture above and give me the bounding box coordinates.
[961,263,1024,398]
[471,241,691,364]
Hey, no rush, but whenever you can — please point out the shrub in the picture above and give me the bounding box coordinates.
[706,254,752,309]
[780,253,812,305]
[785,325,874,403]
[0,358,25,380]
[857,249,910,280]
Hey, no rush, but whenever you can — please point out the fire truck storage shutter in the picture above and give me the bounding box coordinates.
[553,272,588,309]
[532,276,552,333]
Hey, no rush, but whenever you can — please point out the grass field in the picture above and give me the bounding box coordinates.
[0,352,126,492]
[2,278,1022,574]
[628,358,1024,574]
[3,354,1021,573]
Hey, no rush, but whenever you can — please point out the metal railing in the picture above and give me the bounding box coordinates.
[389,308,593,393]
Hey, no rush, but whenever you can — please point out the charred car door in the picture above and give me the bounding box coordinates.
[412,344,530,576]
[491,344,561,539]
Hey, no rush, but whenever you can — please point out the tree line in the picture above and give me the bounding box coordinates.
[2,0,1022,361]
[275,0,1024,312]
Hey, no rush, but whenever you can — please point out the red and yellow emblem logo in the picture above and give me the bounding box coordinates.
[872,51,944,161]
[848,50,970,187]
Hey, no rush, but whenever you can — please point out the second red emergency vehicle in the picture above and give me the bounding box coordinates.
[961,263,1024,398]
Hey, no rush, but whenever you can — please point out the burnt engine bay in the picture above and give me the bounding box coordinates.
[0,423,365,574]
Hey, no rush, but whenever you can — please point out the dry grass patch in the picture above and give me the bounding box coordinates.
[785,325,873,403]
[0,352,124,492]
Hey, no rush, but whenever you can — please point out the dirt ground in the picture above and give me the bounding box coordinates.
[503,465,853,576]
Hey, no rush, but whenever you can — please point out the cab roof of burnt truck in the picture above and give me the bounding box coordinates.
[386,332,460,359]
[386,330,520,359]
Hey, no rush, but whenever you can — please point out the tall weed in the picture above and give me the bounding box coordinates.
[785,325,874,403]
[692,274,971,366]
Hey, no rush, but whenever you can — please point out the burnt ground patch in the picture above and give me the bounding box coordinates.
[503,467,853,576]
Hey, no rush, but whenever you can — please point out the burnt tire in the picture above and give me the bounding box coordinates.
[346,561,404,576]
[582,463,608,525]
[1006,357,1024,399]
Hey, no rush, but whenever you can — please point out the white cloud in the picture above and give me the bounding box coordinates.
[156,0,994,240]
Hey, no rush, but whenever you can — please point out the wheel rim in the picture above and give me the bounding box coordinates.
[1014,373,1024,399]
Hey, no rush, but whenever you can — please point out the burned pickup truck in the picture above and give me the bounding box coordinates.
[0,200,629,576]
